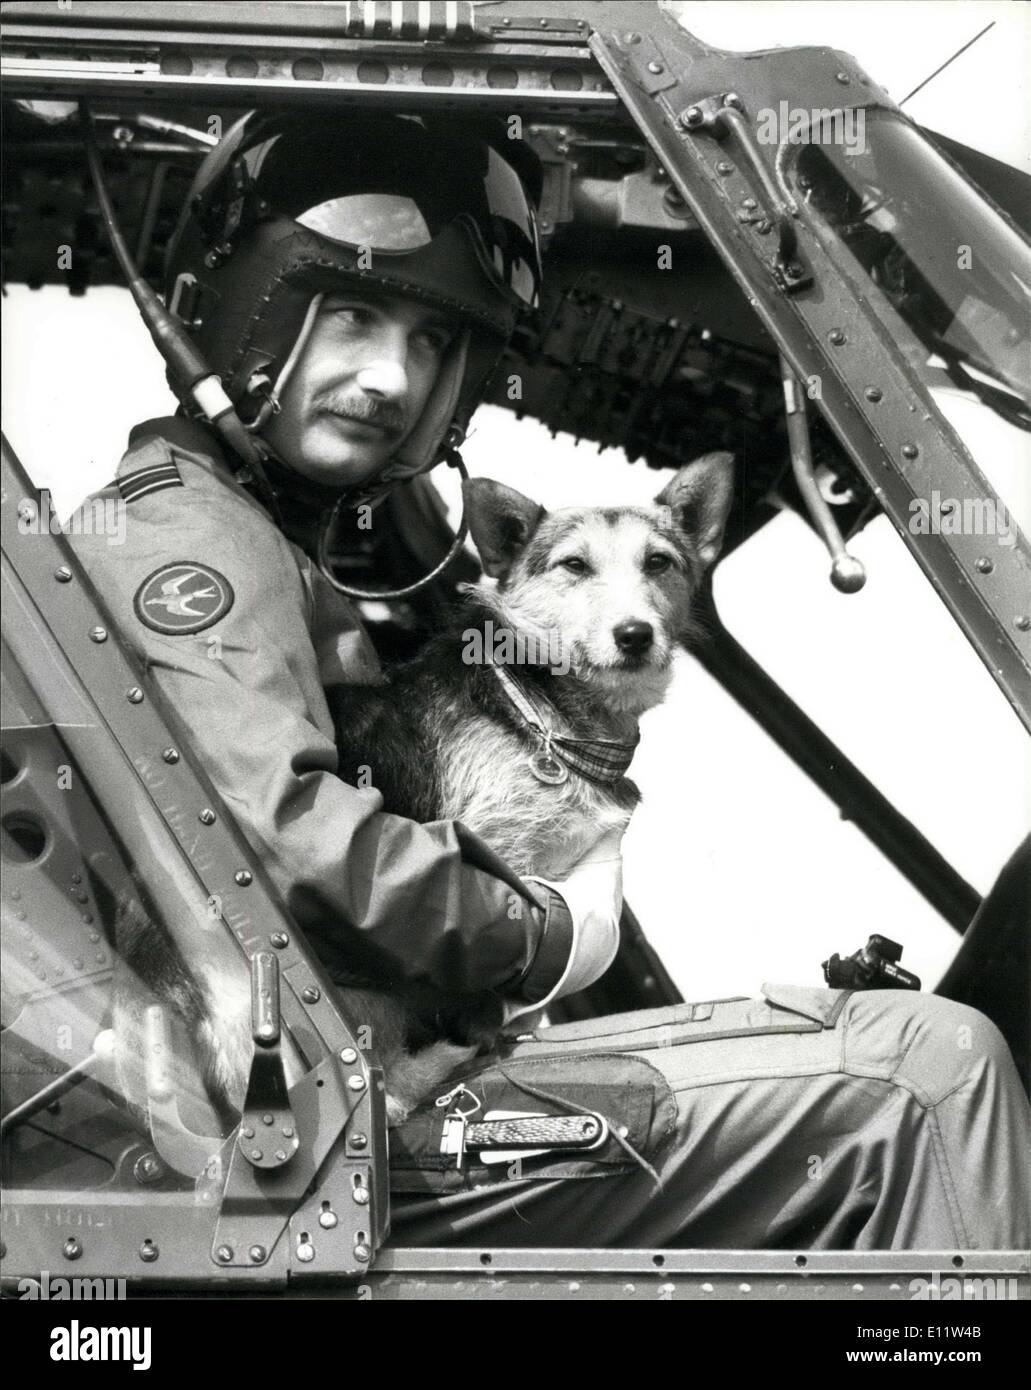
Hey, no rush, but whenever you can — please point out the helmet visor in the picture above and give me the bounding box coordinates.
[259,133,540,309]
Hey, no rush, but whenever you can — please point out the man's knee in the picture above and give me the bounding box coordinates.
[842,990,1022,1106]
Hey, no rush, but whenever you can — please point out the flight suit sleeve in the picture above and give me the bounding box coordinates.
[75,454,572,1004]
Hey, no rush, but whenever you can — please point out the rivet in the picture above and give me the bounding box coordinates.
[716,160,733,175]
[262,1113,274,1125]
[836,71,851,84]
[319,1209,338,1229]
[241,1127,254,1139]
[741,197,758,210]
[1015,616,1030,631]
[89,626,108,643]
[139,1240,159,1263]
[975,557,993,574]
[723,92,743,110]
[829,329,846,345]
[270,931,289,948]
[353,1242,371,1262]
[133,1152,163,1184]
[624,32,641,44]
[864,386,883,402]
[54,566,73,583]
[296,1241,315,1263]
[282,1126,294,1138]
[250,1149,263,1161]
[199,808,216,824]
[350,1133,368,1150]
[235,869,252,886]
[274,1149,288,1162]
[215,1245,234,1264]
[681,105,703,127]
[786,262,805,278]
[348,1075,366,1092]
[63,1237,82,1261]
[901,443,918,459]
[340,1047,358,1064]
[162,747,179,763]
[126,686,144,703]
[249,1245,266,1263]
[302,985,321,1004]
[647,60,663,74]
[352,1186,370,1205]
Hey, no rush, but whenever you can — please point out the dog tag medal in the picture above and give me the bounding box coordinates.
[529,749,568,784]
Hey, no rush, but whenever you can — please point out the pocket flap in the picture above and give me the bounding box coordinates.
[761,981,851,1027]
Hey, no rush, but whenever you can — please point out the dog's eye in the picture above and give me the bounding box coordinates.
[559,557,589,575]
[644,553,674,574]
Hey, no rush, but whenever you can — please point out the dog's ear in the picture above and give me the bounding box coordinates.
[655,452,735,567]
[462,477,546,579]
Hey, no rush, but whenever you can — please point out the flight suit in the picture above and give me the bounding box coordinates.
[70,418,1031,1251]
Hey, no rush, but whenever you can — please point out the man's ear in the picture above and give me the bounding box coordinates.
[462,477,546,579]
[655,451,735,567]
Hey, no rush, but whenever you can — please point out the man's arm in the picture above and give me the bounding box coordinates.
[71,435,571,1004]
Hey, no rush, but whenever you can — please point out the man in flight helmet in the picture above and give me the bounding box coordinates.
[68,111,1030,1254]
[70,106,602,1111]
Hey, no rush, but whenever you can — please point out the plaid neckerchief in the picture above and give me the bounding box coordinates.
[486,657,640,786]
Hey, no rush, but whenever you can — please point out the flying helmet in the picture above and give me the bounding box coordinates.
[163,110,542,502]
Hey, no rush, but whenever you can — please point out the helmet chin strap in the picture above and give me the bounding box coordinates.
[316,441,470,601]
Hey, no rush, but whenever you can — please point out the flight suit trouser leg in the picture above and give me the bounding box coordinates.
[389,988,1031,1249]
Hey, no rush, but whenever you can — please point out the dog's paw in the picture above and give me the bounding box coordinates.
[384,1094,411,1128]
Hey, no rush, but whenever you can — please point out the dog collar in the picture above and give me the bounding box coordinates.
[486,657,639,786]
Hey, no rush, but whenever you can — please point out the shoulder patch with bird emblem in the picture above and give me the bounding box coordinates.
[134,562,234,635]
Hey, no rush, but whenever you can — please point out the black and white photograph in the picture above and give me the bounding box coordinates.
[1,0,1028,1351]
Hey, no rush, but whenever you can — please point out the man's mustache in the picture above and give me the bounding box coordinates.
[315,393,406,434]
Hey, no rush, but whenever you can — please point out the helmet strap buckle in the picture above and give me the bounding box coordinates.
[244,371,281,431]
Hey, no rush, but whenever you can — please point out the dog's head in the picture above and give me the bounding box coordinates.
[462,452,734,713]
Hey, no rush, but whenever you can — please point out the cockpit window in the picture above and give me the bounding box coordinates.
[790,111,1031,428]
[2,737,240,1204]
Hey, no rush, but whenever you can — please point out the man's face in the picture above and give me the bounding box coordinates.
[263,291,457,488]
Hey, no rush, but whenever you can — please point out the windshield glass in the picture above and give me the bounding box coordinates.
[791,111,1031,426]
[2,725,241,1208]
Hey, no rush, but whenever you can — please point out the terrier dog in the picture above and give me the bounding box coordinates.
[326,451,735,1121]
[112,452,734,1131]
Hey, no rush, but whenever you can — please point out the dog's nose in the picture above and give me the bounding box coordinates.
[613,621,654,655]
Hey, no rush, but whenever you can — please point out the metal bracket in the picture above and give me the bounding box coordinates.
[622,32,679,97]
[679,93,811,291]
[237,951,299,1173]
[211,1052,370,1271]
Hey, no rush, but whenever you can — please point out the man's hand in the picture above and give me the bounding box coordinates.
[505,826,625,1022]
